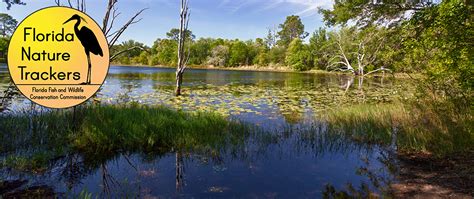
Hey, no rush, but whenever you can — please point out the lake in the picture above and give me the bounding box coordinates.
[0,66,412,198]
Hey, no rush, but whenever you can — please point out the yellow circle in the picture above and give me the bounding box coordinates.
[8,7,109,109]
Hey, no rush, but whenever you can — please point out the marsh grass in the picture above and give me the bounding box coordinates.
[0,104,253,171]
[322,100,473,156]
[73,104,251,154]
[1,99,471,172]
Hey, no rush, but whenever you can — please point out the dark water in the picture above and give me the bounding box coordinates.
[0,66,409,198]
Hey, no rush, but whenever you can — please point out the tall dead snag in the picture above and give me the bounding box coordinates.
[176,0,191,96]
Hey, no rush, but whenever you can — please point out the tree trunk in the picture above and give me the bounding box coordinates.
[175,0,190,96]
[175,71,183,96]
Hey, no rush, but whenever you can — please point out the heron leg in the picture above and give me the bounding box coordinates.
[87,51,91,84]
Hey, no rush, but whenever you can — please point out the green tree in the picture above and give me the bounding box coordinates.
[277,15,308,46]
[402,0,473,103]
[319,0,436,27]
[321,0,473,105]
[153,39,178,65]
[268,46,286,65]
[189,38,212,65]
[132,51,149,65]
[0,37,8,62]
[253,38,269,66]
[309,28,329,69]
[254,51,269,66]
[110,40,148,64]
[286,38,312,71]
[0,13,18,37]
[228,40,249,67]
[166,28,195,41]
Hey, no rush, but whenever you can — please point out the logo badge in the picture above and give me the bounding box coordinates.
[8,7,109,108]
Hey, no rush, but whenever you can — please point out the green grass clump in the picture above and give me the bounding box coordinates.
[323,103,404,145]
[0,104,251,171]
[73,104,249,154]
[322,101,473,156]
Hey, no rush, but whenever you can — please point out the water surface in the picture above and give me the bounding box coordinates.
[0,66,410,197]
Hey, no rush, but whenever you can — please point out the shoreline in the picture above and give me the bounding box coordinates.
[110,63,419,78]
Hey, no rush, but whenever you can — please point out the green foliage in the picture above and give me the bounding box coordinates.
[188,38,212,65]
[0,13,17,37]
[320,0,472,106]
[285,38,312,71]
[228,40,250,67]
[268,46,286,65]
[131,51,149,65]
[319,0,435,27]
[82,17,316,70]
[110,40,149,65]
[166,28,195,41]
[74,105,246,153]
[152,38,177,65]
[277,15,308,46]
[254,51,269,66]
[0,36,9,60]
[309,28,329,69]
[401,0,473,104]
[0,105,252,170]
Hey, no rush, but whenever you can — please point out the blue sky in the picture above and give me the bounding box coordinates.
[2,0,332,46]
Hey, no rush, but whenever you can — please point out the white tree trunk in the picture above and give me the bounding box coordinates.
[176,0,190,96]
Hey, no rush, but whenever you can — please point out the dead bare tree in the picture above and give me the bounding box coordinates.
[327,27,392,76]
[54,0,147,62]
[327,30,355,73]
[175,0,191,96]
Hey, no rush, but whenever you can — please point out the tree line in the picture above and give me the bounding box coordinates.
[109,15,405,73]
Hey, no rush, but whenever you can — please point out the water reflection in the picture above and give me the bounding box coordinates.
[0,114,398,197]
[0,66,410,197]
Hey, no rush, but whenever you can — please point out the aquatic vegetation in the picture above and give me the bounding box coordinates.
[322,102,474,156]
[0,104,254,171]
[1,68,448,198]
[73,104,252,154]
[98,73,414,122]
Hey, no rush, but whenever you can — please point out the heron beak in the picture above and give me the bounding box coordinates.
[63,17,74,25]
[80,16,87,24]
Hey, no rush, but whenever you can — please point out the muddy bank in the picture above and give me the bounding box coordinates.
[391,152,473,198]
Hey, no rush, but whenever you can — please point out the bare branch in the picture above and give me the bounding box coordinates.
[109,46,146,61]
[102,0,117,33]
[108,8,147,48]
[105,7,120,37]
[364,67,393,77]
